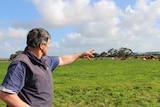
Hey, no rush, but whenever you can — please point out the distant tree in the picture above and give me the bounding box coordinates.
[107,48,118,57]
[16,50,23,55]
[9,54,16,61]
[118,47,133,58]
[9,50,23,60]
[100,52,107,57]
[93,53,100,58]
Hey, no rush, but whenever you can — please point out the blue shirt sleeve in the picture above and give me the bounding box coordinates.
[45,56,59,71]
[1,61,26,93]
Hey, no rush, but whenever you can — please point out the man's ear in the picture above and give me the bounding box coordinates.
[39,43,44,50]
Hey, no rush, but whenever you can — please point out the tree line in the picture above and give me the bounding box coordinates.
[95,47,133,58]
[9,47,160,60]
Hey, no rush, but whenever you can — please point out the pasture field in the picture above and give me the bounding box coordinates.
[0,58,160,107]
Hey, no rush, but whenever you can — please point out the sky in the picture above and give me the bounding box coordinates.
[0,0,160,58]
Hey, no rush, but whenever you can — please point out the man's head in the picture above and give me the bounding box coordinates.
[27,28,51,48]
[27,28,51,57]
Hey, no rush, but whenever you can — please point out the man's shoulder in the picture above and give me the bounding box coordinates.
[12,54,29,62]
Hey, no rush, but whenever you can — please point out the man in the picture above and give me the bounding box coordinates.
[0,28,95,107]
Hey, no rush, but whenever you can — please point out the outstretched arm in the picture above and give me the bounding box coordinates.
[58,49,95,66]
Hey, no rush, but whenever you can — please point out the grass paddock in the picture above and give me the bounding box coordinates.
[0,58,160,107]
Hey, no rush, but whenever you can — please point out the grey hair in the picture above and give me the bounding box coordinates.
[27,28,51,48]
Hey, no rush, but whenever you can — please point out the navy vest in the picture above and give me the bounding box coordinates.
[12,53,53,107]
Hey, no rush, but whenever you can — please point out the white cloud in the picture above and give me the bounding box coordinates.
[1,0,160,57]
[32,0,160,54]
[0,40,26,58]
[117,0,160,48]
[50,41,60,48]
[0,27,27,40]
[25,0,121,26]
[0,27,27,57]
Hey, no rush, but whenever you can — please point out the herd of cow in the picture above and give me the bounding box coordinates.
[120,55,160,61]
[142,56,157,60]
[94,55,160,61]
[105,55,159,61]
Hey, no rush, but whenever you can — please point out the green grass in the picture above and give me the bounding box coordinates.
[0,61,9,106]
[0,58,160,107]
